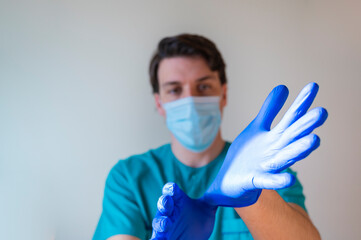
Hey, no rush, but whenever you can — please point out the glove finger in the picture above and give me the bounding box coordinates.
[264,134,320,172]
[162,182,183,201]
[152,215,173,233]
[274,82,319,133]
[278,107,327,147]
[253,172,295,190]
[162,182,186,218]
[150,230,167,240]
[157,195,174,215]
[255,85,289,131]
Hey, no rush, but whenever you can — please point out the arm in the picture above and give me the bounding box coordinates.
[235,190,320,240]
[93,163,147,240]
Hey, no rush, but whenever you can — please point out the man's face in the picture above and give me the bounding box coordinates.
[154,56,227,116]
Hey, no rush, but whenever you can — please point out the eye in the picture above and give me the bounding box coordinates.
[168,86,182,95]
[198,84,212,92]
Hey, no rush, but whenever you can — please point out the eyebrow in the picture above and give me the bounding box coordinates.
[196,75,216,82]
[161,75,216,87]
[161,81,180,88]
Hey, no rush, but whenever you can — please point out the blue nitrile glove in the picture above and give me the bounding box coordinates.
[150,182,217,240]
[202,82,328,207]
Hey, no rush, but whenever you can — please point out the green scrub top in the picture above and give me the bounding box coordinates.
[93,142,306,240]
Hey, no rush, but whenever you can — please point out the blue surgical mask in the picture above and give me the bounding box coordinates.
[163,96,222,152]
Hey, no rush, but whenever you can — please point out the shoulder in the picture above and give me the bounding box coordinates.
[108,143,172,180]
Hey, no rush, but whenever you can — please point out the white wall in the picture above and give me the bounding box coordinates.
[1,1,360,239]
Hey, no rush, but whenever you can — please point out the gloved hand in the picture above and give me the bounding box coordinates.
[150,182,217,240]
[202,82,328,207]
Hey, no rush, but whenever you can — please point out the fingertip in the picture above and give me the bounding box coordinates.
[162,182,177,196]
[152,215,172,233]
[310,133,321,149]
[253,172,296,190]
[298,134,320,157]
[313,106,328,118]
[311,82,319,89]
[274,173,296,189]
[284,173,296,188]
[307,82,319,92]
[157,195,174,215]
[300,82,319,100]
[256,84,289,129]
[274,84,289,98]
[320,107,328,123]
[275,84,286,90]
[163,182,184,202]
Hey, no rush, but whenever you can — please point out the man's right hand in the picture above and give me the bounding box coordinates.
[202,82,328,207]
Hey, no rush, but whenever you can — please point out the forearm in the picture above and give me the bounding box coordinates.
[235,190,321,240]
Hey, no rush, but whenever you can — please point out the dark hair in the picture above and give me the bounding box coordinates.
[149,34,227,93]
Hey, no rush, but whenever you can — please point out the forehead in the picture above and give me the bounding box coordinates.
[157,56,215,83]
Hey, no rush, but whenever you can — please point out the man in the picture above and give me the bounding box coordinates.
[93,34,327,240]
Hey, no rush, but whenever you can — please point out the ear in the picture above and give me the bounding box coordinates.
[154,93,166,117]
[220,84,227,109]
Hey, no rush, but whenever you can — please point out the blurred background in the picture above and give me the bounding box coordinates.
[1,0,360,239]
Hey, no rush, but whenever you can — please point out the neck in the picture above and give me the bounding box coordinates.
[171,131,226,168]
